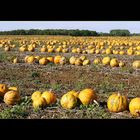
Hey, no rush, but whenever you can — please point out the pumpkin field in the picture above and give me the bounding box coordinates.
[0,35,140,119]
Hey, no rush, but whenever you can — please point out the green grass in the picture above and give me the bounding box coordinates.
[44,104,111,119]
[74,82,85,90]
[0,96,31,119]
[31,71,40,78]
[45,83,63,92]
[0,53,8,62]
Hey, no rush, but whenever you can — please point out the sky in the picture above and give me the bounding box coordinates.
[0,21,140,33]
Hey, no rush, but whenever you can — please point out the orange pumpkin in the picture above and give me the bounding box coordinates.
[48,48,54,53]
[47,57,54,62]
[28,46,34,52]
[4,90,20,105]
[67,90,79,98]
[94,58,101,65]
[33,97,46,109]
[13,57,18,64]
[4,46,10,51]
[107,93,128,113]
[19,46,27,52]
[40,47,47,52]
[31,91,42,101]
[132,60,140,69]
[78,88,97,105]
[41,90,56,105]
[102,57,111,65]
[0,84,8,97]
[83,59,90,65]
[110,58,119,67]
[8,86,19,93]
[39,57,48,65]
[75,58,82,66]
[69,56,76,65]
[54,56,61,64]
[26,56,35,63]
[59,56,67,65]
[129,98,140,117]
[60,93,77,109]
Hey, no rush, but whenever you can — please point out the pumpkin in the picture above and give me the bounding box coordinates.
[119,51,125,55]
[0,84,8,97]
[107,93,128,113]
[55,47,62,53]
[110,58,119,67]
[62,48,68,53]
[41,90,56,105]
[40,47,47,52]
[72,48,77,53]
[24,55,30,63]
[8,86,18,92]
[89,49,95,54]
[88,45,93,49]
[102,57,111,65]
[28,46,34,52]
[79,55,86,61]
[129,98,140,117]
[67,90,79,98]
[101,50,106,54]
[35,56,40,60]
[137,46,140,51]
[59,56,67,65]
[4,46,10,51]
[31,91,42,101]
[60,93,77,109]
[127,49,134,55]
[119,61,125,67]
[132,60,140,69]
[54,55,61,64]
[48,48,54,53]
[26,56,35,63]
[69,56,76,65]
[39,57,48,65]
[82,50,86,54]
[13,57,18,64]
[94,58,101,65]
[4,90,20,105]
[78,88,97,105]
[95,49,100,54]
[33,97,46,109]
[19,46,27,52]
[75,58,82,66]
[106,48,112,54]
[83,59,90,65]
[34,56,41,63]
[77,48,82,53]
[47,56,54,62]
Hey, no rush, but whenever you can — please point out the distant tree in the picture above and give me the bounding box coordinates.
[110,29,130,36]
[0,29,136,36]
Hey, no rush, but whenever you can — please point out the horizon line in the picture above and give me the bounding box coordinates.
[0,28,139,34]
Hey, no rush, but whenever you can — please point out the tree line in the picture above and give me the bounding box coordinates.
[0,29,139,36]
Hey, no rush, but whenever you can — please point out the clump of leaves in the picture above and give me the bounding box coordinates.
[47,62,55,66]
[0,53,8,62]
[78,103,111,119]
[0,96,31,119]
[34,80,41,84]
[31,71,40,78]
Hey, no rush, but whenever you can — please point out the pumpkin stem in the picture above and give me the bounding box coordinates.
[49,89,53,92]
[93,100,99,106]
[118,92,121,96]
